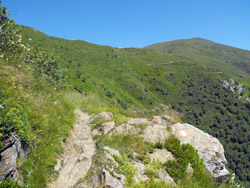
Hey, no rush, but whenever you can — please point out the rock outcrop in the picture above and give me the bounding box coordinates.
[77,169,125,188]
[142,124,170,144]
[109,123,140,135]
[140,115,229,182]
[51,112,229,188]
[170,123,229,181]
[0,134,22,184]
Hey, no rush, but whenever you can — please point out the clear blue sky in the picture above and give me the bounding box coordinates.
[3,0,250,50]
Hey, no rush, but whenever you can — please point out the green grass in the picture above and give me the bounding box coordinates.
[91,131,234,188]
[145,38,250,78]
[14,25,250,186]
[0,59,75,188]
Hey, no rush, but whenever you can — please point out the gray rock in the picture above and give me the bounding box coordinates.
[100,168,125,188]
[152,116,163,124]
[149,149,175,163]
[54,159,62,172]
[186,163,193,177]
[131,161,148,182]
[109,123,139,135]
[151,115,175,126]
[100,121,115,134]
[142,124,170,144]
[77,169,125,188]
[103,146,122,158]
[127,118,148,125]
[158,170,176,187]
[0,135,21,183]
[170,123,229,182]
[92,128,102,137]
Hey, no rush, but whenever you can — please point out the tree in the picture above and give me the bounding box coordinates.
[0,1,22,57]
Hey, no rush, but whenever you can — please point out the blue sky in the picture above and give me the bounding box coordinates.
[4,0,250,50]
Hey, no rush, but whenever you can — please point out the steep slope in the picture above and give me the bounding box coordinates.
[145,38,250,78]
[18,26,250,186]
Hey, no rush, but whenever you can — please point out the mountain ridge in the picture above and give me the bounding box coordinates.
[1,21,250,187]
[146,37,250,52]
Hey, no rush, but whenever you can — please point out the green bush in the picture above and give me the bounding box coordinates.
[0,178,22,188]
[0,2,23,57]
[25,48,64,83]
[113,155,137,186]
[0,78,30,145]
[154,141,164,149]
[164,135,204,182]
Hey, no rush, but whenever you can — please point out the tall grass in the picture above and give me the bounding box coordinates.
[0,60,75,187]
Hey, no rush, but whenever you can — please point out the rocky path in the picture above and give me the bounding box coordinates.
[48,111,95,188]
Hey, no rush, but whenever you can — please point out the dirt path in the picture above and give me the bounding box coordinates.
[48,111,95,188]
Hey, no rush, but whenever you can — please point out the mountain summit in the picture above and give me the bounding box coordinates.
[145,38,250,77]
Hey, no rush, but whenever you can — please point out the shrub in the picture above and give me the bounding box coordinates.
[0,2,23,57]
[0,77,30,145]
[164,135,205,182]
[0,178,22,188]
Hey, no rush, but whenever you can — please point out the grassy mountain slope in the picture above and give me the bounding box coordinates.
[0,58,75,187]
[145,38,250,78]
[18,26,250,186]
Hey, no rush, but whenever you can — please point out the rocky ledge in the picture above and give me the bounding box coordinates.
[76,112,229,188]
[0,134,22,184]
[170,123,229,182]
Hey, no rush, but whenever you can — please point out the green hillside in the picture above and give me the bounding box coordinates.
[145,38,250,78]
[0,3,249,186]
[18,26,250,186]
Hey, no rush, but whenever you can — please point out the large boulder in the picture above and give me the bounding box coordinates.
[170,123,229,182]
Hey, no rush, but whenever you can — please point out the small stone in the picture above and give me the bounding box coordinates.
[0,135,21,183]
[149,149,175,163]
[158,170,176,187]
[78,169,125,188]
[100,121,115,134]
[54,159,62,171]
[92,129,101,137]
[152,116,162,124]
[103,146,122,158]
[127,118,148,125]
[109,123,139,135]
[186,163,193,177]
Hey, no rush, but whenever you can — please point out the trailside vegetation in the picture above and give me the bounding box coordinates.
[0,0,249,187]
[20,23,250,186]
[0,2,74,187]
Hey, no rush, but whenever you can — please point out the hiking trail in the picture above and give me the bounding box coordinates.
[48,111,95,188]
